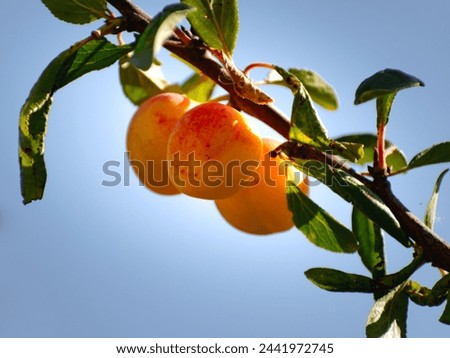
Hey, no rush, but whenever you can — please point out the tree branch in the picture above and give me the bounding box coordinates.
[373,179,450,270]
[107,0,151,32]
[106,0,450,271]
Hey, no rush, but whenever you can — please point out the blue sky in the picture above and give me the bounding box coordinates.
[1,1,450,337]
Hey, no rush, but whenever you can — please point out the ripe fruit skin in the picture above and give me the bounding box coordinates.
[215,138,309,235]
[127,93,194,195]
[167,102,263,200]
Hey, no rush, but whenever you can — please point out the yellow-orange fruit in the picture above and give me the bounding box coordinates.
[167,102,263,199]
[215,138,309,235]
[126,93,194,195]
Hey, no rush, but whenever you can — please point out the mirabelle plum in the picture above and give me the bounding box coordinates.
[126,93,195,195]
[167,102,263,199]
[215,138,309,235]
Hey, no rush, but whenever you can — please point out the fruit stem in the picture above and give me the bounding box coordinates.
[243,62,275,76]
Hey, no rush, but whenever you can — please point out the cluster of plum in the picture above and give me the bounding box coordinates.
[126,93,308,235]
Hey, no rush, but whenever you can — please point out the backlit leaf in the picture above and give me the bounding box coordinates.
[182,0,239,55]
[289,68,339,110]
[287,182,358,253]
[352,207,386,279]
[286,68,362,162]
[289,85,329,148]
[59,40,133,86]
[131,3,193,70]
[366,284,409,338]
[335,133,407,171]
[329,140,364,163]
[181,72,216,102]
[375,92,396,127]
[19,39,132,204]
[119,55,170,105]
[41,0,107,24]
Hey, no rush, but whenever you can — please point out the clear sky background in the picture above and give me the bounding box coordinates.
[1,1,450,338]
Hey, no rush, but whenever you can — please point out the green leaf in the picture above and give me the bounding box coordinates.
[182,0,239,55]
[439,292,450,325]
[357,69,424,129]
[354,68,424,105]
[181,72,216,102]
[334,133,407,172]
[375,92,396,127]
[289,84,330,148]
[408,142,450,170]
[287,182,358,253]
[271,65,301,93]
[305,268,373,293]
[409,275,450,307]
[366,284,409,338]
[41,0,107,24]
[337,169,410,247]
[59,39,133,87]
[119,55,169,105]
[288,75,363,163]
[329,140,365,163]
[131,3,194,70]
[288,68,339,110]
[291,159,411,247]
[352,207,386,279]
[424,169,449,230]
[19,38,132,204]
[377,254,424,291]
[19,48,73,204]
[432,273,450,299]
